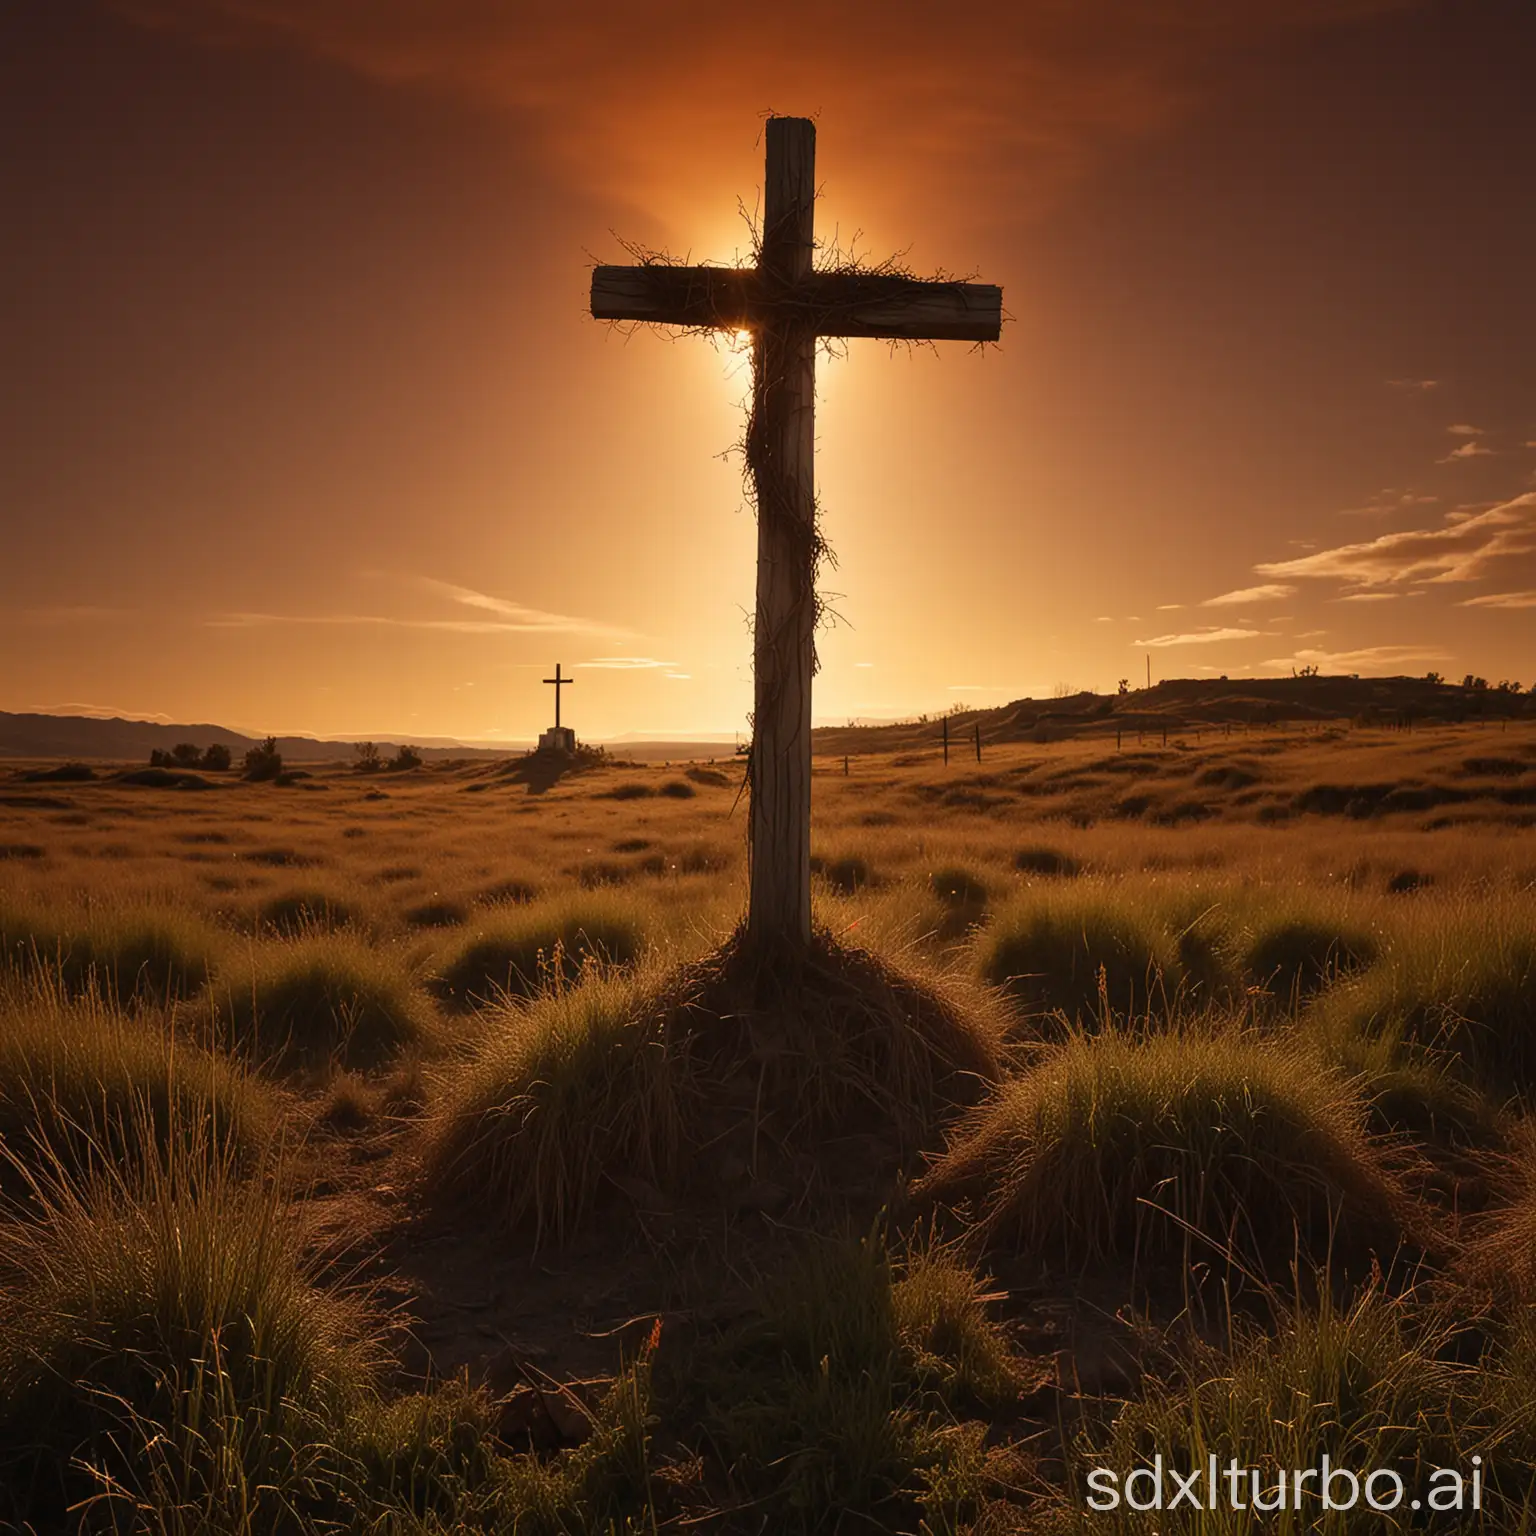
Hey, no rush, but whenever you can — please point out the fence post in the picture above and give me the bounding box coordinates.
[974,723,981,763]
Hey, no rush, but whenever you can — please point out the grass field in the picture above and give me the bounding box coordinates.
[3,719,1536,1531]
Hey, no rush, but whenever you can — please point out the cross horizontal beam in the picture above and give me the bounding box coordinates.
[591,264,1002,343]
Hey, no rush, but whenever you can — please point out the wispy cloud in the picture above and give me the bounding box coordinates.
[208,578,635,639]
[1260,644,1450,673]
[1439,440,1494,463]
[1460,590,1536,610]
[1201,583,1294,607]
[1335,590,1400,602]
[1136,626,1266,648]
[1155,603,1184,611]
[577,656,677,669]
[1339,488,1439,518]
[26,702,175,722]
[1387,378,1439,391]
[1446,423,1485,437]
[416,578,634,638]
[1255,493,1536,588]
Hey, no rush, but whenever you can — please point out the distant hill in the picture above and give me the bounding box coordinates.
[811,674,1533,755]
[0,712,515,764]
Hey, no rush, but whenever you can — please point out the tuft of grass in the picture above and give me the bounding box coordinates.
[1014,845,1081,877]
[423,967,681,1239]
[658,778,696,799]
[258,887,356,936]
[433,893,646,1008]
[1313,916,1536,1101]
[813,853,873,894]
[425,927,1003,1237]
[1046,1283,1520,1533]
[403,897,468,929]
[918,1028,1420,1282]
[1243,912,1378,1004]
[1,900,223,1006]
[0,976,278,1193]
[688,1234,1025,1533]
[0,1138,382,1532]
[977,889,1176,1023]
[209,934,433,1071]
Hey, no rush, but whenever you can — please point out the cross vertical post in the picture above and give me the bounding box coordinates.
[748,117,817,947]
[589,116,1000,955]
[543,663,573,730]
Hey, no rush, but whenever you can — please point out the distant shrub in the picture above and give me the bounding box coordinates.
[354,741,382,772]
[390,744,423,771]
[200,741,232,771]
[21,762,94,783]
[243,735,283,781]
[210,936,432,1071]
[685,765,731,787]
[171,742,202,766]
[607,781,653,801]
[658,779,695,799]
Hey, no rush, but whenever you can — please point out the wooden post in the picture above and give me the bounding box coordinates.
[746,118,817,949]
[943,715,949,765]
[974,722,982,763]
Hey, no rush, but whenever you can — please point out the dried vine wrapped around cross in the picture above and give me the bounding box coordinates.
[591,116,1002,950]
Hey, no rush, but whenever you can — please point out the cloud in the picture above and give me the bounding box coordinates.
[1260,644,1450,673]
[1093,615,1114,622]
[112,0,1421,234]
[1335,590,1399,602]
[1387,378,1439,390]
[1339,488,1439,518]
[1254,493,1536,587]
[417,578,633,637]
[1155,603,1184,611]
[1201,582,1295,606]
[1438,440,1494,463]
[1446,423,1485,436]
[1460,590,1536,610]
[577,656,677,669]
[1136,626,1265,647]
[208,579,635,639]
[26,702,175,722]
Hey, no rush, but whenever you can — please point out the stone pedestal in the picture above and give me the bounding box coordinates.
[538,726,576,753]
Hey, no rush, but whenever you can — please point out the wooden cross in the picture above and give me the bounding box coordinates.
[592,117,1000,948]
[543,662,573,730]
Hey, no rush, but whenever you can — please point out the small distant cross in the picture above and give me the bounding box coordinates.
[592,118,1000,948]
[543,663,573,730]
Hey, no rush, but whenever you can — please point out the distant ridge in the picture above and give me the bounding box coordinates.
[810,674,1533,756]
[0,712,513,764]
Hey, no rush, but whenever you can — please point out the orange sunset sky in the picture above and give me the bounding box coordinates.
[2,1,1534,742]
